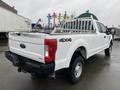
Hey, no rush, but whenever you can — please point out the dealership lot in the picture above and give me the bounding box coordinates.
[0,40,120,90]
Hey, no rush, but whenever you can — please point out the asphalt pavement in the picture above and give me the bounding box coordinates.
[0,40,120,90]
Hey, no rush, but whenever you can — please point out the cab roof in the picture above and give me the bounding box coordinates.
[77,11,98,20]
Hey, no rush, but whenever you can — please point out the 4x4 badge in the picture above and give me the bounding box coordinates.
[59,38,72,42]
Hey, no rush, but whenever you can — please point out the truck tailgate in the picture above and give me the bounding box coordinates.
[9,32,45,63]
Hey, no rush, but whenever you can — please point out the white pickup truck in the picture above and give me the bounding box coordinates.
[5,13,113,84]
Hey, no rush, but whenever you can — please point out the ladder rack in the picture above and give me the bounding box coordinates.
[54,18,96,34]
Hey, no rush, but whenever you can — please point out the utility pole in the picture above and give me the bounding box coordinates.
[47,13,52,29]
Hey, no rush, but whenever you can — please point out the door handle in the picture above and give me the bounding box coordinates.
[104,36,106,38]
[20,43,26,49]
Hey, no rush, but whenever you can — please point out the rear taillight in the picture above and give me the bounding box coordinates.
[44,39,57,64]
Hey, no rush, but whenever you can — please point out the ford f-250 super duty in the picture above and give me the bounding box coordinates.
[5,13,113,84]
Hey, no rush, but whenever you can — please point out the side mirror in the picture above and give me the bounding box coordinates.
[106,30,111,35]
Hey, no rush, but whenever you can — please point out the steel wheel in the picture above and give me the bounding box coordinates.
[68,56,84,84]
[74,62,82,78]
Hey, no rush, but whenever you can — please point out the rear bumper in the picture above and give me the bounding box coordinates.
[5,51,55,75]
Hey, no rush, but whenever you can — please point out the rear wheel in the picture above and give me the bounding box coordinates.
[105,43,112,56]
[68,56,83,84]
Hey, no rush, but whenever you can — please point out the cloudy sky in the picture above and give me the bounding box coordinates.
[3,0,120,27]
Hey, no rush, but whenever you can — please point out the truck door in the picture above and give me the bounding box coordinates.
[97,22,110,50]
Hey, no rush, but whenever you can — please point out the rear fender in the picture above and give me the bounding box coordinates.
[66,39,89,68]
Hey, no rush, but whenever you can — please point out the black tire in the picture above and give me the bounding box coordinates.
[68,56,83,84]
[105,43,112,56]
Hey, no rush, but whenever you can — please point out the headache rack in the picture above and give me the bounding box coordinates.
[54,18,96,34]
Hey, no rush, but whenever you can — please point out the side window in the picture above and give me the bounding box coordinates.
[100,24,107,33]
[97,22,107,33]
[97,22,102,32]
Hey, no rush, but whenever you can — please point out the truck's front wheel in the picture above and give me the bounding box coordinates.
[68,56,83,84]
[105,43,112,56]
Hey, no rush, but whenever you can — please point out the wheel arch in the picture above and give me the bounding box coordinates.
[69,46,87,67]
